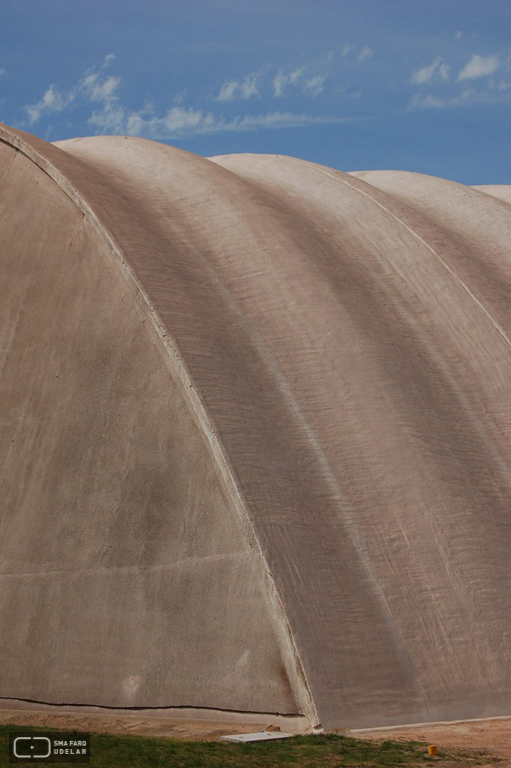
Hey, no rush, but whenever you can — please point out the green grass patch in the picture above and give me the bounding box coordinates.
[0,723,495,767]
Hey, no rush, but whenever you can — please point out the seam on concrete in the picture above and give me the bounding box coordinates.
[0,552,252,578]
[207,157,444,717]
[0,128,317,727]
[227,158,511,491]
[272,159,511,494]
[0,696,304,719]
[303,161,511,351]
[144,156,434,720]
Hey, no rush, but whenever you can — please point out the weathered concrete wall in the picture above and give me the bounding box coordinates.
[473,184,511,204]
[2,125,511,730]
[0,135,313,722]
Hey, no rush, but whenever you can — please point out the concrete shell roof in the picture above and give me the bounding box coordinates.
[2,123,511,730]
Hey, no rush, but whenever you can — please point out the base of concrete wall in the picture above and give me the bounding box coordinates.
[0,698,312,734]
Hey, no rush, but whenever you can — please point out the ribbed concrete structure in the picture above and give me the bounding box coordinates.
[1,124,511,730]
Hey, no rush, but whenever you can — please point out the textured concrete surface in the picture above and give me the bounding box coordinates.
[2,125,511,730]
[0,129,313,726]
[473,184,511,205]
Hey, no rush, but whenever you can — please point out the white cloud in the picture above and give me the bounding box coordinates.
[26,84,71,124]
[358,46,373,61]
[288,68,305,84]
[88,102,126,133]
[303,74,327,97]
[89,103,345,139]
[89,102,208,136]
[217,81,237,101]
[272,70,286,97]
[458,54,500,80]
[408,51,511,110]
[340,44,372,61]
[25,54,119,125]
[217,71,260,101]
[411,58,450,85]
[131,106,209,136]
[24,55,344,140]
[82,73,121,102]
[239,72,260,99]
[0,68,5,76]
[272,66,328,97]
[408,85,511,110]
[437,63,450,80]
[408,93,452,109]
[273,66,305,97]
[455,31,463,40]
[219,111,342,132]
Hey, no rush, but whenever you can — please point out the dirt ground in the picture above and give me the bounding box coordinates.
[1,709,510,765]
[354,718,511,766]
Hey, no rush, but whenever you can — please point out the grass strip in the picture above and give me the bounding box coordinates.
[0,723,495,767]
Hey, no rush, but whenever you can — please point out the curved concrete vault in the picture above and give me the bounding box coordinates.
[1,124,511,730]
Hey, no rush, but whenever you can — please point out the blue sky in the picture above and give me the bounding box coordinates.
[1,0,510,184]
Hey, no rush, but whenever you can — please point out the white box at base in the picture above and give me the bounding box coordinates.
[220,731,294,743]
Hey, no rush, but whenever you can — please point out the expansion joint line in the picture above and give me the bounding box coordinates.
[297,161,511,352]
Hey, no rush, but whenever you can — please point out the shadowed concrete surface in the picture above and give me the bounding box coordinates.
[1,125,511,731]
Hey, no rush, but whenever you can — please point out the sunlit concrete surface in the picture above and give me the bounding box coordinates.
[1,124,511,730]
